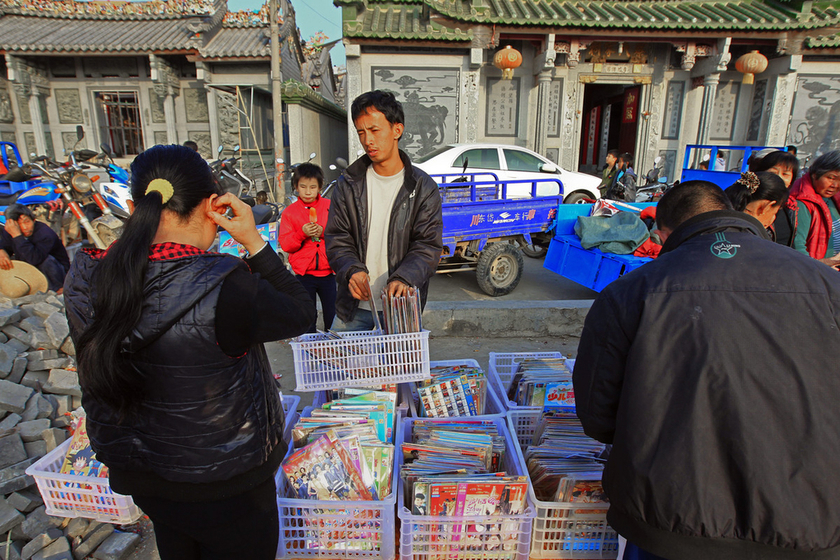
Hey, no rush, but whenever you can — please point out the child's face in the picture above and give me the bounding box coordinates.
[296,177,321,204]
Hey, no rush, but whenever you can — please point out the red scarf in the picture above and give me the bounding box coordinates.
[789,174,840,258]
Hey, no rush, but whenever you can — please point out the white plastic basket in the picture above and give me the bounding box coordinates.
[506,411,618,559]
[275,409,403,559]
[488,352,575,447]
[291,329,431,392]
[397,416,536,560]
[25,439,142,525]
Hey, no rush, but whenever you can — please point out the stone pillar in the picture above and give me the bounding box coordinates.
[163,89,177,144]
[463,48,483,144]
[533,70,552,156]
[28,91,47,156]
[206,88,221,153]
[696,73,720,145]
[344,42,363,158]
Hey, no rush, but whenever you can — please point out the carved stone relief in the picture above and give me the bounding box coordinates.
[24,132,36,158]
[153,131,169,146]
[646,82,664,167]
[188,131,212,157]
[61,131,78,154]
[149,90,166,123]
[184,88,209,123]
[54,89,83,124]
[215,90,241,149]
[17,94,32,124]
[462,70,479,142]
[561,78,579,169]
[0,90,12,124]
[1,132,15,144]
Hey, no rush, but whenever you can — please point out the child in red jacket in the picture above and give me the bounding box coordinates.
[279,163,335,331]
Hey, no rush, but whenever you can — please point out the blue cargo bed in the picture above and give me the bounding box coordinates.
[543,202,655,292]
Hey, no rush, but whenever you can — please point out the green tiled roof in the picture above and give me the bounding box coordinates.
[336,0,840,39]
[342,1,472,41]
[806,32,840,48]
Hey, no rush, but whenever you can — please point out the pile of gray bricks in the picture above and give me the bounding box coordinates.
[0,293,141,560]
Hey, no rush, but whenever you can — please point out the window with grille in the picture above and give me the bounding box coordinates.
[96,92,144,157]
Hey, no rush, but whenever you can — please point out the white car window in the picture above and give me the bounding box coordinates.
[453,148,500,170]
[503,149,544,172]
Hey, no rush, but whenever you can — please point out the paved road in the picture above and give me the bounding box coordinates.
[428,253,597,302]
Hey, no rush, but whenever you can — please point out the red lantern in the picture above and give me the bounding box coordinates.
[735,51,768,85]
[493,45,523,79]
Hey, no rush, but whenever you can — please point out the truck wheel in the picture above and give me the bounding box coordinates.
[563,191,590,204]
[476,242,524,296]
[522,244,547,258]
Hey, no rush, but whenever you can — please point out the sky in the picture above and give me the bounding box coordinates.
[227,0,346,65]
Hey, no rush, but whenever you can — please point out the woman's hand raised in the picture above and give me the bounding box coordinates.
[208,193,266,256]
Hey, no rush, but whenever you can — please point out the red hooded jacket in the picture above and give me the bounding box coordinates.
[279,196,333,277]
[789,173,840,259]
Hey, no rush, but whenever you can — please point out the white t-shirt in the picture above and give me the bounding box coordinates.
[359,165,405,311]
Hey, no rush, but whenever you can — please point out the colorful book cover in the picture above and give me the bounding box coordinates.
[59,417,109,478]
[218,222,278,257]
[544,381,575,410]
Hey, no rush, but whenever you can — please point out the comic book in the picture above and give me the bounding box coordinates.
[59,416,109,478]
[281,430,373,501]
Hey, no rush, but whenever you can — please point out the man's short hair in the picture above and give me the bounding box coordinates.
[786,145,798,156]
[620,153,634,168]
[5,203,34,223]
[656,181,733,232]
[351,91,405,129]
[183,141,198,152]
[292,163,324,189]
[607,149,621,158]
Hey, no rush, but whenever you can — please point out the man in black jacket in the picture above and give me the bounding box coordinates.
[325,90,443,329]
[574,181,840,560]
[0,203,70,292]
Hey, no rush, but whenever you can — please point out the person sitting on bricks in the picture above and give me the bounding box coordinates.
[0,203,70,292]
[325,90,443,330]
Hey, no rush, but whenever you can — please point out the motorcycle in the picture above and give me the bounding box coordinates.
[635,156,673,203]
[91,143,132,220]
[210,144,253,199]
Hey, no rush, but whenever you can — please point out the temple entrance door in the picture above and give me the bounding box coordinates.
[578,83,641,174]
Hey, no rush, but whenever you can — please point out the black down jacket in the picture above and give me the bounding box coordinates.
[64,252,286,486]
[574,210,840,560]
[325,150,443,323]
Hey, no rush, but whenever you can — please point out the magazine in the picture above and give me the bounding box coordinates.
[59,416,109,478]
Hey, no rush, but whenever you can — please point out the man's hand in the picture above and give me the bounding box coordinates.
[4,219,20,238]
[386,280,409,298]
[0,250,11,270]
[820,254,840,270]
[349,271,370,300]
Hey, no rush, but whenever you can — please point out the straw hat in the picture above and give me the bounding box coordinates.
[0,261,49,298]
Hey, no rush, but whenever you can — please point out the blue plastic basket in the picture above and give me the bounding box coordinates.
[397,416,536,560]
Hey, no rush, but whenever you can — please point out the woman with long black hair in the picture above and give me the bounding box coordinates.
[64,144,315,560]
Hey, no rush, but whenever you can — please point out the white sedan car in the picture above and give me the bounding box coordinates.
[414,144,601,203]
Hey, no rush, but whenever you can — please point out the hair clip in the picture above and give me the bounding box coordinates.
[145,178,174,204]
[737,172,760,194]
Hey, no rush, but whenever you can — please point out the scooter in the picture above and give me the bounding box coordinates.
[92,143,132,219]
[635,156,672,203]
[210,144,253,198]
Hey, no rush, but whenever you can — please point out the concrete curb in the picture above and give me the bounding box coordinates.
[421,300,594,338]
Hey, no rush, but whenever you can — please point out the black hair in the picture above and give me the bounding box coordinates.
[5,203,34,222]
[76,145,220,416]
[786,145,798,156]
[656,180,733,232]
[351,90,404,129]
[724,171,788,212]
[808,150,840,181]
[607,149,621,158]
[292,163,324,189]
[619,152,634,168]
[183,141,198,152]
[255,190,269,205]
[750,150,800,181]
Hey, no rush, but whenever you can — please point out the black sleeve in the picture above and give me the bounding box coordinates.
[215,246,316,357]
[0,231,12,256]
[10,228,52,266]
[572,290,631,445]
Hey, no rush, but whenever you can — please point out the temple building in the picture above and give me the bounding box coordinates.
[336,0,840,181]
[0,0,346,178]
